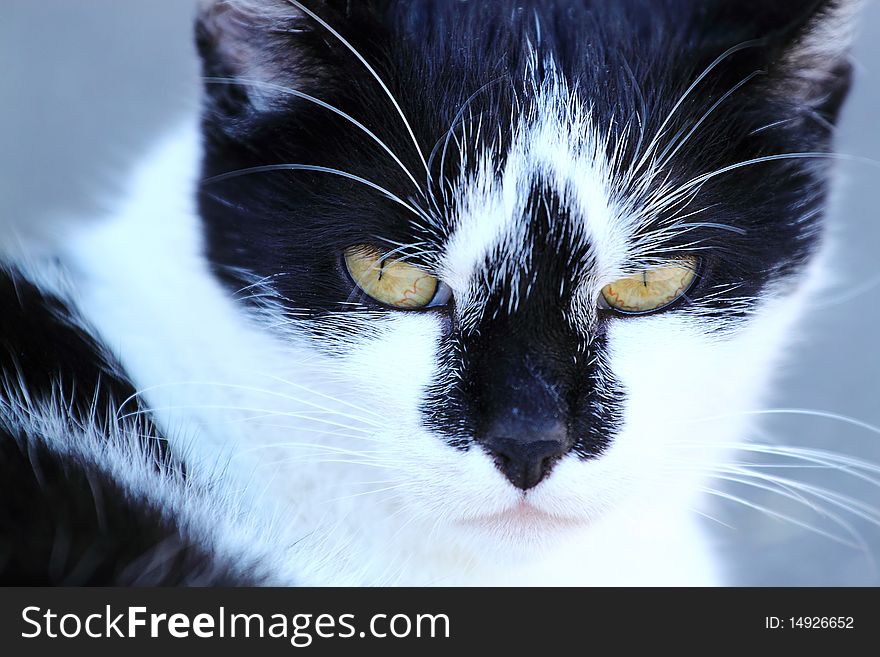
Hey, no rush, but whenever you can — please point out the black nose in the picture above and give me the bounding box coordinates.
[481,419,571,491]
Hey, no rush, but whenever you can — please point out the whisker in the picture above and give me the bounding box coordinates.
[221,418,380,442]
[632,39,764,175]
[231,441,383,460]
[688,408,880,439]
[259,456,397,470]
[657,152,880,211]
[259,373,386,420]
[322,483,413,505]
[119,405,379,435]
[116,381,385,428]
[720,467,880,526]
[286,0,430,175]
[812,271,880,310]
[202,163,426,219]
[204,76,425,197]
[699,486,863,549]
[655,70,764,169]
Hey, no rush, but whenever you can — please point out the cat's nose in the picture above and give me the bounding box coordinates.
[481,418,571,491]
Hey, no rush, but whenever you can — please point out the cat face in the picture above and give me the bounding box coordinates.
[192,0,855,546]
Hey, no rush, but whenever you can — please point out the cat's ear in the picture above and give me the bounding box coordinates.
[710,0,862,122]
[196,1,388,116]
[196,0,317,114]
[767,0,862,120]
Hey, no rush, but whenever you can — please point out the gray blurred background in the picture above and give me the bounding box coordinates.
[1,1,878,585]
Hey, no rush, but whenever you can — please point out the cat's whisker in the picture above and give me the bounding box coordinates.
[426,78,507,197]
[321,482,413,506]
[220,419,380,444]
[230,272,289,298]
[730,444,880,479]
[116,380,385,428]
[202,163,426,220]
[665,449,880,554]
[719,466,880,526]
[259,373,387,420]
[655,70,764,171]
[674,441,880,488]
[698,486,864,550]
[118,404,380,436]
[285,0,430,176]
[261,456,398,470]
[812,271,880,310]
[204,76,425,198]
[749,117,799,135]
[721,473,877,563]
[686,407,880,439]
[690,506,737,530]
[230,440,383,461]
[653,152,880,214]
[237,419,381,442]
[632,39,764,175]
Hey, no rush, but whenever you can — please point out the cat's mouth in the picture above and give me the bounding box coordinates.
[460,499,585,532]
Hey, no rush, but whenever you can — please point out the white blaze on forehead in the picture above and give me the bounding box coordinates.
[439,81,636,312]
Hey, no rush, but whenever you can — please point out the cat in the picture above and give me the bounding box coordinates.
[0,0,865,585]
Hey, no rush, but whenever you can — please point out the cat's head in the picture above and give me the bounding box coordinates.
[192,0,858,550]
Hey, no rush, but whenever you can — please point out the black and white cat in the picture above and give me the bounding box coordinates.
[0,0,866,585]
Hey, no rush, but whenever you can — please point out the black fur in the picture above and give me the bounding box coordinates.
[0,271,248,585]
[0,429,247,586]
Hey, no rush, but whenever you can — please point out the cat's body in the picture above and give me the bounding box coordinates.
[0,0,863,585]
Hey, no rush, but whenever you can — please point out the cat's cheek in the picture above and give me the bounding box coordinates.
[587,317,741,498]
[325,313,443,418]
[604,314,751,423]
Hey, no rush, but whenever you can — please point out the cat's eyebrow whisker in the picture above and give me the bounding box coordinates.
[749,117,799,135]
[203,163,429,221]
[230,272,289,298]
[654,202,718,228]
[285,0,430,176]
[632,38,764,176]
[426,77,507,200]
[653,152,880,213]
[655,70,764,171]
[203,76,426,198]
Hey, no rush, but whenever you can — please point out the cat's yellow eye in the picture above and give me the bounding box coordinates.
[601,257,698,314]
[344,245,449,309]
